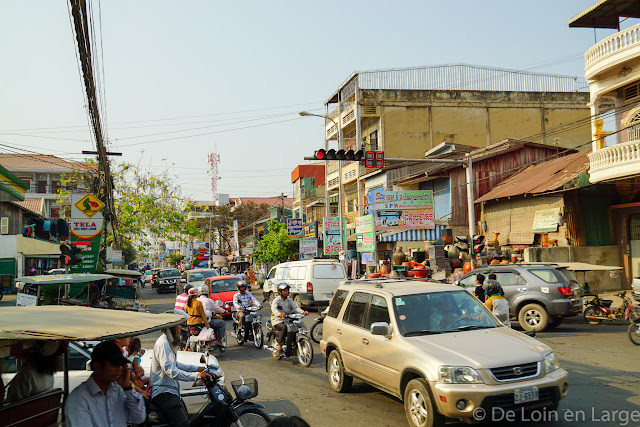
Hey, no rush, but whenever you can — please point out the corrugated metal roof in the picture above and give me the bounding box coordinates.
[390,143,476,185]
[567,0,640,29]
[0,154,90,172]
[475,150,591,203]
[13,198,45,216]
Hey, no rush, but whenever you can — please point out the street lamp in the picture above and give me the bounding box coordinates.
[299,110,345,259]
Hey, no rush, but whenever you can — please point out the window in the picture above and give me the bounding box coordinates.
[52,180,60,194]
[276,267,289,280]
[313,264,345,279]
[68,346,90,370]
[366,295,390,329]
[369,130,378,150]
[37,180,47,193]
[344,292,370,328]
[158,269,179,278]
[50,208,60,218]
[459,273,479,288]
[493,272,526,286]
[289,266,307,280]
[267,268,276,280]
[530,269,561,283]
[327,289,349,318]
[209,278,239,293]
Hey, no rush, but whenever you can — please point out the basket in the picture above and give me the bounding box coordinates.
[230,378,258,400]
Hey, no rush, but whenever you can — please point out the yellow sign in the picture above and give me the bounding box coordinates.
[74,194,104,218]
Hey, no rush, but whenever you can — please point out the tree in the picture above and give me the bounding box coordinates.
[167,253,185,267]
[253,219,296,265]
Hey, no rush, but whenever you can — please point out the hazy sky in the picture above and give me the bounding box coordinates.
[0,1,631,201]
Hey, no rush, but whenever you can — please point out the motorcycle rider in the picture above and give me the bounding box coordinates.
[150,325,212,427]
[198,284,227,347]
[232,280,261,341]
[271,284,308,357]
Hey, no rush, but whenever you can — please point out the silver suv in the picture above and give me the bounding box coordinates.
[455,264,582,332]
[320,279,569,427]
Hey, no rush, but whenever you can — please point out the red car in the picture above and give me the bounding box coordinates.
[204,275,247,318]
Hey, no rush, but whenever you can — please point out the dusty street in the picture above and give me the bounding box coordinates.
[135,286,640,426]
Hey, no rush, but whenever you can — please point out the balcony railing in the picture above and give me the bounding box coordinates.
[585,23,640,71]
[588,139,640,183]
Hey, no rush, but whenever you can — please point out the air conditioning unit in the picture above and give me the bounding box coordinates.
[1,217,8,235]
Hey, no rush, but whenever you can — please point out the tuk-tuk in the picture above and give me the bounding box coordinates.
[14,274,114,307]
[0,306,184,426]
[103,269,145,311]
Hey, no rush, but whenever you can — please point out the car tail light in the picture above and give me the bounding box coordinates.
[307,282,313,293]
[557,287,573,296]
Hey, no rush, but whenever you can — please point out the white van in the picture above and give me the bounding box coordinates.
[263,259,347,308]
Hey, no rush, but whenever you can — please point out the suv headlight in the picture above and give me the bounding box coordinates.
[439,366,484,384]
[544,352,560,373]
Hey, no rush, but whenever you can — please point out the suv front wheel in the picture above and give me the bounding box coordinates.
[327,351,352,393]
[403,379,444,427]
[518,303,549,332]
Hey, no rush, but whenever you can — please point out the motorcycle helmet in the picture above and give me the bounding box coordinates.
[188,287,200,296]
[277,283,291,295]
[198,284,209,295]
[236,280,248,293]
[184,284,194,294]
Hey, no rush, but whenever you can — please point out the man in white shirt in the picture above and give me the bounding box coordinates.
[198,284,227,346]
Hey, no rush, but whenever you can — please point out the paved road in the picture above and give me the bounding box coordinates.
[135,286,640,426]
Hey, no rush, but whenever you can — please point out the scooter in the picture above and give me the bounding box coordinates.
[147,365,270,426]
[584,291,640,324]
[229,304,264,349]
[265,313,313,367]
[628,317,640,345]
[187,324,226,353]
[310,306,329,344]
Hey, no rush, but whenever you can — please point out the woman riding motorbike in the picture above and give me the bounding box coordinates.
[184,288,210,332]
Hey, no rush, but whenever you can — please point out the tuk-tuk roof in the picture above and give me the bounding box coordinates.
[0,306,184,341]
[15,273,114,285]
[103,269,143,277]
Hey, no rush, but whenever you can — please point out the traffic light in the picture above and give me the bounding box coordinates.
[473,235,485,254]
[60,243,83,266]
[365,151,384,168]
[313,149,365,161]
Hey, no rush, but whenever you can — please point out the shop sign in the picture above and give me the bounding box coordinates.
[287,218,303,238]
[241,247,254,255]
[303,221,318,238]
[71,193,104,219]
[323,217,346,255]
[375,209,435,231]
[355,215,374,234]
[16,292,37,306]
[70,233,102,274]
[300,238,318,259]
[361,252,374,264]
[532,208,560,233]
[356,232,375,252]
[70,219,103,239]
[374,191,434,210]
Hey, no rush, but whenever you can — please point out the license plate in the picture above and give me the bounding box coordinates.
[514,386,539,404]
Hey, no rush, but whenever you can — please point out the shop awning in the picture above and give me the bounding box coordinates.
[379,225,446,242]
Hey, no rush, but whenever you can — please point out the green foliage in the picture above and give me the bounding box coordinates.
[168,252,185,267]
[253,220,296,265]
[120,238,137,265]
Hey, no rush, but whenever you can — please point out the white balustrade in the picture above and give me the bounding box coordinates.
[588,139,640,182]
[585,23,640,69]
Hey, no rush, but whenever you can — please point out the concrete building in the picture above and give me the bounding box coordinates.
[320,64,593,239]
[568,1,640,288]
[291,163,326,224]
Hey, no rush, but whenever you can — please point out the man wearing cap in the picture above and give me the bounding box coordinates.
[65,340,145,426]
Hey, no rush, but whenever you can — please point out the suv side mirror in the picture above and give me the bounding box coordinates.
[370,322,391,337]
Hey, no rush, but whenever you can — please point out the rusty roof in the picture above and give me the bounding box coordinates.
[13,198,45,216]
[475,150,591,203]
[0,154,91,172]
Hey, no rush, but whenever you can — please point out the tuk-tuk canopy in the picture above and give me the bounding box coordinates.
[15,273,114,285]
[0,306,184,342]
[104,269,143,277]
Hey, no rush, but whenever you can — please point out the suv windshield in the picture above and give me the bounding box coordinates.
[209,278,239,293]
[188,271,217,282]
[394,291,498,335]
[158,269,179,278]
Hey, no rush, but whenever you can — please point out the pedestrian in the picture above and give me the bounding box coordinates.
[474,274,486,301]
[64,340,146,426]
[485,282,511,327]
[484,273,504,300]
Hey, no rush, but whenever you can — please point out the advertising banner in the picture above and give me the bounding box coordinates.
[303,221,318,238]
[69,193,104,273]
[374,190,434,210]
[287,218,303,238]
[323,217,346,256]
[299,238,318,259]
[69,234,101,273]
[355,215,374,234]
[375,209,435,231]
[356,232,375,252]
[531,208,560,233]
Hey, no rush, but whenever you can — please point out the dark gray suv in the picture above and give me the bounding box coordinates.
[456,264,582,332]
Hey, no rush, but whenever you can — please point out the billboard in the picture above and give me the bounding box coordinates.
[299,238,318,259]
[287,218,303,238]
[374,190,434,210]
[323,217,346,256]
[355,214,374,234]
[356,232,375,252]
[375,209,435,231]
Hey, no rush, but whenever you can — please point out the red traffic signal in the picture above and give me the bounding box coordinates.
[312,149,365,161]
[365,151,384,168]
[314,149,326,160]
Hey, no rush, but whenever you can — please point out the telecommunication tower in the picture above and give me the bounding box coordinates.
[208,152,220,204]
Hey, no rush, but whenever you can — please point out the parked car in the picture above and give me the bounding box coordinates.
[455,264,583,331]
[262,259,347,308]
[320,278,569,426]
[154,268,180,294]
[203,275,245,318]
[179,268,219,294]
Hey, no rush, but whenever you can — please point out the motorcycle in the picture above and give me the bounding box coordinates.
[230,304,264,349]
[265,313,313,367]
[187,324,227,353]
[310,306,329,344]
[147,365,270,426]
[629,317,640,345]
[583,291,640,324]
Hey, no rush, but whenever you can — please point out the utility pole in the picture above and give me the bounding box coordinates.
[280,193,285,222]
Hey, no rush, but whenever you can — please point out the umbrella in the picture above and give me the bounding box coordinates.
[198,261,209,267]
